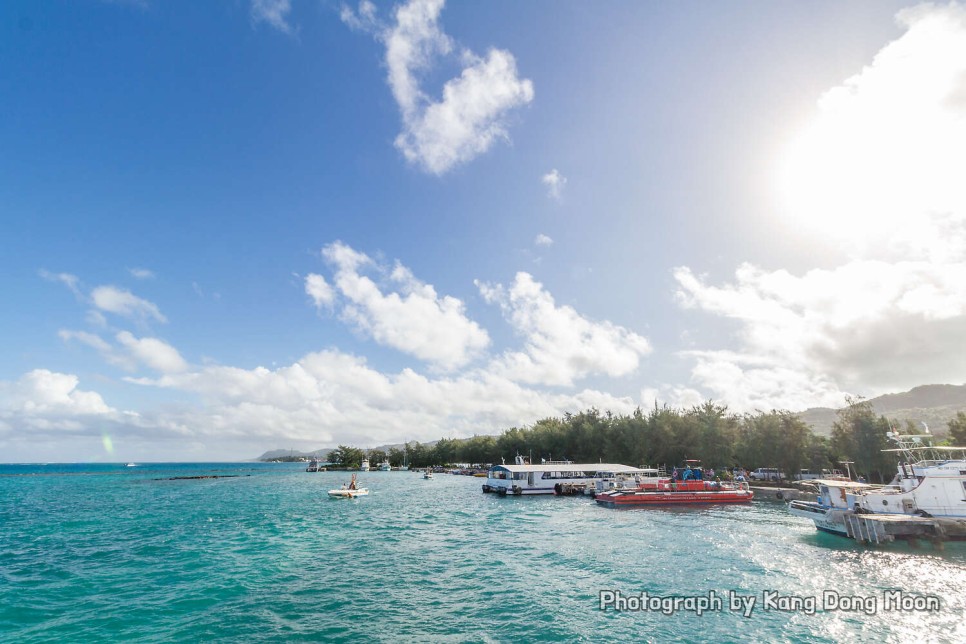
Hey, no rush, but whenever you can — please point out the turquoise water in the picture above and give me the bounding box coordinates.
[2,463,965,643]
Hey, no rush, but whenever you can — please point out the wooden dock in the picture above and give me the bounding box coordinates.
[844,512,966,547]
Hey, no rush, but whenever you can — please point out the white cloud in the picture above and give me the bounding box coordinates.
[478,272,652,386]
[672,3,966,412]
[673,257,966,410]
[251,0,294,34]
[346,0,534,174]
[641,385,707,411]
[40,270,82,298]
[116,331,189,374]
[534,234,553,247]
[542,169,566,200]
[321,241,490,370]
[305,273,336,309]
[24,255,666,456]
[59,329,136,371]
[125,348,641,448]
[0,370,113,433]
[128,267,155,280]
[91,286,167,324]
[340,0,378,33]
[59,329,113,354]
[777,2,966,257]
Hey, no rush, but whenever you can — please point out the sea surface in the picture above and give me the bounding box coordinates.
[2,462,965,643]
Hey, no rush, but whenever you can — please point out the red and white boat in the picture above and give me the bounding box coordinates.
[595,477,754,507]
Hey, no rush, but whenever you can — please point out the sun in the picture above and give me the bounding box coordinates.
[774,7,966,251]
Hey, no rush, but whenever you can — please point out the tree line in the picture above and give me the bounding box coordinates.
[327,399,960,483]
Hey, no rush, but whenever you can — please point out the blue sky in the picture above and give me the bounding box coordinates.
[3,0,966,461]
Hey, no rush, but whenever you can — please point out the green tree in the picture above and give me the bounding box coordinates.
[687,401,738,469]
[948,411,966,446]
[368,449,387,466]
[387,447,406,468]
[329,445,364,468]
[774,411,810,481]
[831,398,892,482]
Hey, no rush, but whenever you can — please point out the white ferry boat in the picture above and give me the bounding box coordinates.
[788,431,966,535]
[482,455,653,496]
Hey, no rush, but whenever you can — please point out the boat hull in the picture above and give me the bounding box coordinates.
[327,488,369,499]
[788,500,849,536]
[595,490,754,507]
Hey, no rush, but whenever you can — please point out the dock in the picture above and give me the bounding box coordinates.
[750,485,816,502]
[843,512,966,548]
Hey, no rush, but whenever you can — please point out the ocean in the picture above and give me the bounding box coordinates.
[1,462,964,642]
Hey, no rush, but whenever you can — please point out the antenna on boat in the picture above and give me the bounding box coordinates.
[840,460,855,481]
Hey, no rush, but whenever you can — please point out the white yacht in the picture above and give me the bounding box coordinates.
[853,432,966,518]
[788,431,966,535]
[788,479,876,535]
[482,455,653,496]
[359,458,370,472]
[378,460,391,471]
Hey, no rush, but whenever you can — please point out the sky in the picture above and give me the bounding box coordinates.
[3,0,966,461]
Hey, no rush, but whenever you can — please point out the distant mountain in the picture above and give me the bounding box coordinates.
[256,448,333,461]
[797,384,966,436]
[255,440,440,462]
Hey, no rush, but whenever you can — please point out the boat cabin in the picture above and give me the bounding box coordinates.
[482,456,653,495]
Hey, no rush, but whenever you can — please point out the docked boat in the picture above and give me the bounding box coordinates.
[482,455,654,496]
[595,477,754,507]
[306,458,320,472]
[328,474,369,499]
[855,432,966,518]
[790,432,966,535]
[378,459,391,471]
[787,479,875,535]
[359,458,370,472]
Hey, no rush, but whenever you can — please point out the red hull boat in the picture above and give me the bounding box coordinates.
[595,479,754,507]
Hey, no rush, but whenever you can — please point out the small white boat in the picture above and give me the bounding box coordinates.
[126,463,137,467]
[327,487,369,499]
[423,470,433,479]
[328,474,368,499]
[359,458,370,472]
[379,460,391,471]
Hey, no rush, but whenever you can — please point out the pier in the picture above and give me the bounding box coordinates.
[843,512,966,547]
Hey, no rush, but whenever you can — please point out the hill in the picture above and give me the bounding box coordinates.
[256,448,333,462]
[255,440,439,462]
[797,384,966,436]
